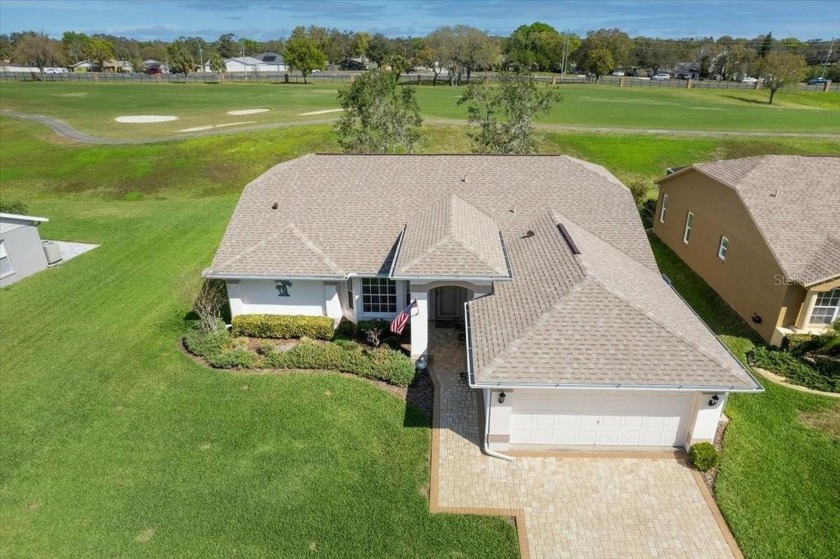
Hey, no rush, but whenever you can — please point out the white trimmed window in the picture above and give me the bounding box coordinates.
[659,194,668,223]
[347,282,354,310]
[0,241,13,278]
[361,278,397,314]
[682,211,694,244]
[717,236,729,260]
[810,288,840,325]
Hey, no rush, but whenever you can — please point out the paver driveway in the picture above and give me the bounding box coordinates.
[427,328,741,559]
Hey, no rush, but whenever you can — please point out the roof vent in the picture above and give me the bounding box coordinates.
[461,175,468,183]
[556,224,580,255]
[770,189,779,197]
[272,202,279,209]
[522,230,535,239]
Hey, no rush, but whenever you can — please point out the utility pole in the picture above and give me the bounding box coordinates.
[822,38,835,77]
[198,45,204,72]
[561,31,567,75]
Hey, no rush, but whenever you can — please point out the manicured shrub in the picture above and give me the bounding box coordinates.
[689,442,719,472]
[207,347,259,369]
[334,319,357,340]
[183,326,230,359]
[785,334,818,355]
[264,339,416,386]
[232,314,334,340]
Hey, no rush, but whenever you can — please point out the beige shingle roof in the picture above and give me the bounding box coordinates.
[672,155,840,286]
[469,214,758,389]
[393,194,510,278]
[208,154,758,390]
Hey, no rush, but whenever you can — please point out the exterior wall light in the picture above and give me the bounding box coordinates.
[415,356,427,371]
[498,392,506,404]
[708,394,720,407]
[751,313,762,324]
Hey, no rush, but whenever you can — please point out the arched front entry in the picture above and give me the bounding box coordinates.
[409,280,491,360]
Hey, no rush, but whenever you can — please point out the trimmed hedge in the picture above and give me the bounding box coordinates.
[750,346,839,393]
[183,328,416,386]
[689,442,719,472]
[232,314,334,340]
[264,339,415,386]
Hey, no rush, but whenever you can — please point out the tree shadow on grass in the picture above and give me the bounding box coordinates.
[720,94,769,106]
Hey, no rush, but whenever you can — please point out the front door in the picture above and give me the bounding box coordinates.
[436,286,469,320]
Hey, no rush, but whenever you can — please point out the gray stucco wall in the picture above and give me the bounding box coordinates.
[0,224,48,287]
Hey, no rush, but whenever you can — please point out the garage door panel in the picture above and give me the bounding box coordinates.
[511,391,693,447]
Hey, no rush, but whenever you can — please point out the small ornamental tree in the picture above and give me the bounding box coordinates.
[335,68,423,153]
[457,71,561,154]
[283,35,327,84]
[758,51,808,104]
[208,52,226,83]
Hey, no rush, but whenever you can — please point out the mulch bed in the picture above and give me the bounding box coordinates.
[701,416,729,490]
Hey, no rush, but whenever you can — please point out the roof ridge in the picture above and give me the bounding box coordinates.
[286,223,345,275]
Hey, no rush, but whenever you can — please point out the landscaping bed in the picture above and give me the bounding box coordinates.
[747,325,840,394]
[183,323,417,388]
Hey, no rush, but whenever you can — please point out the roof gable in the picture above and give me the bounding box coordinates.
[393,194,510,278]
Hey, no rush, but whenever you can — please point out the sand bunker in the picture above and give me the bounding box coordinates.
[177,121,256,133]
[51,92,89,98]
[115,115,178,123]
[227,108,270,115]
[299,108,344,116]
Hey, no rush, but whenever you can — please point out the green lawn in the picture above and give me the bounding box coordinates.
[1,108,839,557]
[649,236,840,559]
[1,81,838,139]
[0,197,519,558]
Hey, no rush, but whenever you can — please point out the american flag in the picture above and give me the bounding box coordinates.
[390,300,416,335]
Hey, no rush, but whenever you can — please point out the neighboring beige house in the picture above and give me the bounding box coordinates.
[654,155,840,346]
[205,154,762,456]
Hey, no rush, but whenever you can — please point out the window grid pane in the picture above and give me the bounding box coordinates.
[361,278,397,314]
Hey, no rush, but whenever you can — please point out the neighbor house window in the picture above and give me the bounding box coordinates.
[361,278,397,314]
[717,236,729,260]
[0,241,12,278]
[659,194,668,223]
[810,288,840,325]
[682,211,694,244]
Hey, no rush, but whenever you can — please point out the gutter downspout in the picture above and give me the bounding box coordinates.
[481,388,515,462]
[465,301,514,462]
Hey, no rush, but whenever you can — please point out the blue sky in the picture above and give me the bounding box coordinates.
[1,0,838,41]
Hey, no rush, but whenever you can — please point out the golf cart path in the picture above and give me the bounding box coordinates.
[2,110,839,145]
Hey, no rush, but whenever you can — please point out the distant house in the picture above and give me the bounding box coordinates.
[222,55,287,73]
[654,156,840,346]
[102,59,133,73]
[70,60,94,72]
[142,60,169,74]
[338,58,367,71]
[0,213,53,288]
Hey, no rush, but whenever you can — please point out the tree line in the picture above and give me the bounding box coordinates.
[2,24,836,81]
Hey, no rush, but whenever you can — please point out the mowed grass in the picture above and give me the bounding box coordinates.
[650,236,840,559]
[1,113,839,557]
[1,81,839,139]
[0,198,520,558]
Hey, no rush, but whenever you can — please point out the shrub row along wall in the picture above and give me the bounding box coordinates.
[232,314,334,340]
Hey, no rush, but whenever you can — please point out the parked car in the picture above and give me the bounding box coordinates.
[741,76,758,84]
[807,77,829,85]
[651,72,670,80]
[611,70,625,76]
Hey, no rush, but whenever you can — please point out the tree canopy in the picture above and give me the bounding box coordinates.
[457,71,561,154]
[758,51,808,104]
[335,69,423,153]
[283,34,327,83]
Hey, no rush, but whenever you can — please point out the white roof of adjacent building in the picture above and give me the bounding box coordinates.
[208,154,761,391]
[0,212,48,234]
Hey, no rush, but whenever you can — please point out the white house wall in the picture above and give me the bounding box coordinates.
[227,279,327,317]
[0,224,48,288]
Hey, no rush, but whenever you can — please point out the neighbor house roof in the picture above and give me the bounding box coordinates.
[207,154,759,391]
[659,155,840,287]
[0,212,49,234]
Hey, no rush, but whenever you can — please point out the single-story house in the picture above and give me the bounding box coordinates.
[205,155,762,454]
[142,60,169,74]
[221,55,287,73]
[654,155,840,346]
[0,213,51,287]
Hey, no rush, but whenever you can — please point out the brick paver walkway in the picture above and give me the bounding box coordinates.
[428,327,740,559]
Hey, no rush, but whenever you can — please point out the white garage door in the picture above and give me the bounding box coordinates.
[510,390,693,447]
